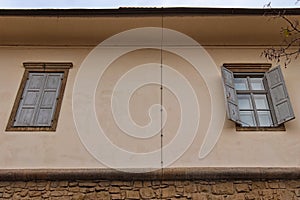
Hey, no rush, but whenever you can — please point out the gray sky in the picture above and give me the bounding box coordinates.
[0,0,299,9]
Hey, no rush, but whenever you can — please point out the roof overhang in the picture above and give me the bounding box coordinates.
[0,8,299,46]
[0,7,300,17]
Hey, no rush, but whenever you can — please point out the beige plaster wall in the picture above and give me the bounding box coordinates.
[0,44,299,169]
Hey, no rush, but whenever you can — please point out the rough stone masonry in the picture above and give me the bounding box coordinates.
[0,179,299,199]
[0,168,299,199]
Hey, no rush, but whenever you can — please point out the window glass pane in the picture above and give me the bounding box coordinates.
[258,111,273,126]
[237,95,253,109]
[234,78,248,90]
[250,78,264,90]
[254,95,269,109]
[240,111,256,127]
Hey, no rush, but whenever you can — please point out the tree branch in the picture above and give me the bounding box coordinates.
[262,2,300,66]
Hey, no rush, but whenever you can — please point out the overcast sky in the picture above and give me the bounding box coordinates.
[0,0,299,9]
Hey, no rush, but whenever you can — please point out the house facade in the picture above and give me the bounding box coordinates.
[0,8,299,199]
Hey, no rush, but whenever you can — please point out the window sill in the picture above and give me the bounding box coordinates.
[6,126,56,132]
[236,124,285,131]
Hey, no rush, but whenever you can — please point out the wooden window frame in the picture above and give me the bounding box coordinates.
[6,62,72,132]
[223,63,285,131]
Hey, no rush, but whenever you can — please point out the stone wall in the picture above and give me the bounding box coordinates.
[0,168,299,199]
[0,179,300,199]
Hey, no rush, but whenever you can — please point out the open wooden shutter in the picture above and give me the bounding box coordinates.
[34,73,63,126]
[221,67,241,124]
[14,73,46,126]
[265,66,295,125]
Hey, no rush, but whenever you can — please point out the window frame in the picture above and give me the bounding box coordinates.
[234,74,274,127]
[6,62,72,132]
[223,63,285,131]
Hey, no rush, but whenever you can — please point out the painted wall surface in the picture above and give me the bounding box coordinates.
[0,15,299,169]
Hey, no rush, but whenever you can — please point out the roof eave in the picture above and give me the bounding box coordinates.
[0,7,300,17]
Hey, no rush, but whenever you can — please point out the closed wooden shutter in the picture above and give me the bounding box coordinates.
[265,66,295,125]
[14,72,63,127]
[221,67,241,124]
[34,73,63,126]
[14,73,46,126]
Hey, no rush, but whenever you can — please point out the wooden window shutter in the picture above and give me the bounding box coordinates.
[221,67,241,124]
[265,66,295,125]
[34,73,63,126]
[14,73,46,126]
[14,72,63,127]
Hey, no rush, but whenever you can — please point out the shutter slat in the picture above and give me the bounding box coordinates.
[221,67,241,124]
[265,66,295,125]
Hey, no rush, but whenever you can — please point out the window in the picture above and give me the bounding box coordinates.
[6,62,72,131]
[222,63,294,131]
